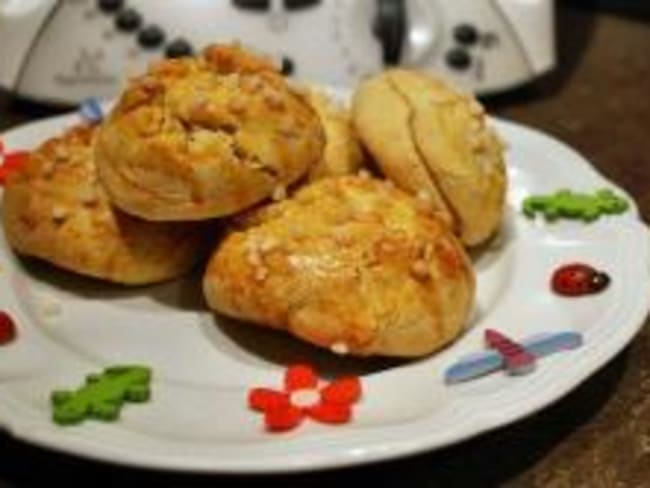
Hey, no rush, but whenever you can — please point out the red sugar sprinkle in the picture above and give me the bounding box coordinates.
[0,311,17,345]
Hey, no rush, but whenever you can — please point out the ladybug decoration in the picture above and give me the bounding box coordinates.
[551,263,610,296]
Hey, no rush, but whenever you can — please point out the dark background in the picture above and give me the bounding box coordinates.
[1,2,650,486]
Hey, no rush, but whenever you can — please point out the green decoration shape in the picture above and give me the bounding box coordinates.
[51,365,152,426]
[522,188,629,222]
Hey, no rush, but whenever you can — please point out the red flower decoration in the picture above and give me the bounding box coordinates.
[248,364,362,432]
[0,140,29,185]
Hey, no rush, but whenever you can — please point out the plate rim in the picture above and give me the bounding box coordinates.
[1,111,649,474]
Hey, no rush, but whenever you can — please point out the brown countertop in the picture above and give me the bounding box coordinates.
[1,4,650,487]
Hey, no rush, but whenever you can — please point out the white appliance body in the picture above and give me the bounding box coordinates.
[0,0,555,104]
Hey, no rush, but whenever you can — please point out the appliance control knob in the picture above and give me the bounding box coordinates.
[138,25,166,49]
[284,0,321,9]
[445,48,471,70]
[232,0,270,10]
[453,24,479,46]
[115,8,142,32]
[372,0,406,66]
[165,38,194,58]
[231,0,320,11]
[280,56,295,75]
[97,0,124,14]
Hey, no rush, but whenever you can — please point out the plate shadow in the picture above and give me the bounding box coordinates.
[201,312,408,379]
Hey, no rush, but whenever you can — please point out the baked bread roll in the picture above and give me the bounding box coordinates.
[95,43,324,221]
[352,69,507,246]
[203,176,475,357]
[301,87,365,180]
[2,125,205,285]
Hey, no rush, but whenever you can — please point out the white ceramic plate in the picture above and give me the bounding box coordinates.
[1,108,649,474]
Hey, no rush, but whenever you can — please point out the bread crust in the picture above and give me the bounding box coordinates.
[203,176,475,357]
[2,125,205,285]
[302,87,365,181]
[95,44,325,221]
[353,69,507,246]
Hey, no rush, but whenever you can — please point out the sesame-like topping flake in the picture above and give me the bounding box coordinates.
[423,243,434,261]
[264,92,285,111]
[53,145,68,162]
[330,341,349,355]
[42,161,55,178]
[247,249,262,267]
[258,236,278,253]
[254,266,269,282]
[379,240,396,254]
[228,98,246,115]
[51,206,69,223]
[410,259,430,280]
[272,185,287,201]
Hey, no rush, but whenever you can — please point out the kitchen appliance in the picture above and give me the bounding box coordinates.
[0,0,555,104]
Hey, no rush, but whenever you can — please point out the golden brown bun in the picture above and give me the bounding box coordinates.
[2,125,205,285]
[301,87,365,180]
[352,69,507,246]
[203,176,475,357]
[95,44,324,221]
